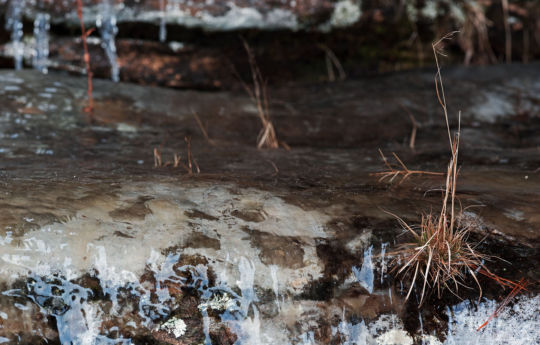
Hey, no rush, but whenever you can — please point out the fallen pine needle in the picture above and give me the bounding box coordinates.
[477,278,529,331]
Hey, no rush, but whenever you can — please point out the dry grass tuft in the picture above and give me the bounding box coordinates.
[388,32,513,306]
[387,131,491,305]
[318,43,346,82]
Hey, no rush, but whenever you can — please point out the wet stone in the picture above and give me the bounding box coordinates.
[109,196,154,221]
[184,209,219,222]
[185,232,221,250]
[246,228,305,269]
[231,209,266,223]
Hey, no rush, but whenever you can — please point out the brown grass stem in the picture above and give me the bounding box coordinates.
[318,43,346,82]
[501,0,512,63]
[76,0,94,115]
[153,137,200,175]
[240,39,279,149]
[372,149,444,184]
[408,114,418,150]
[385,33,523,307]
[192,110,216,146]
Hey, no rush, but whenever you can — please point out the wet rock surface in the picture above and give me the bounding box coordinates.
[0,64,539,344]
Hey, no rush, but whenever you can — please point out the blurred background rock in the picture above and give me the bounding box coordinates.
[0,0,538,89]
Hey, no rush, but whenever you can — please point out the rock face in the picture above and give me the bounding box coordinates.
[0,64,539,344]
[6,0,361,31]
[1,0,540,89]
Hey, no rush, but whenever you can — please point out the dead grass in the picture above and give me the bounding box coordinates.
[192,109,216,146]
[153,136,200,175]
[318,43,346,82]
[387,133,490,305]
[396,103,419,150]
[459,1,497,65]
[153,147,162,167]
[388,33,521,306]
[408,114,418,150]
[240,40,280,149]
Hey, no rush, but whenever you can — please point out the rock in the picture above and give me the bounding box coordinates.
[1,1,540,88]
[0,64,538,343]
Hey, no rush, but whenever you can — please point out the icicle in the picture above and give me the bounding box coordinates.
[391,313,398,328]
[97,0,119,82]
[418,312,425,345]
[297,331,315,345]
[5,0,25,70]
[331,308,371,345]
[159,0,167,42]
[380,242,388,284]
[27,275,131,344]
[201,309,212,345]
[269,265,280,311]
[218,258,261,345]
[353,245,374,293]
[33,13,50,74]
[446,306,455,345]
[237,257,257,315]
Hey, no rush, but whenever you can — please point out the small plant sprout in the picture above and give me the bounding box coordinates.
[387,33,522,306]
[386,128,492,306]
